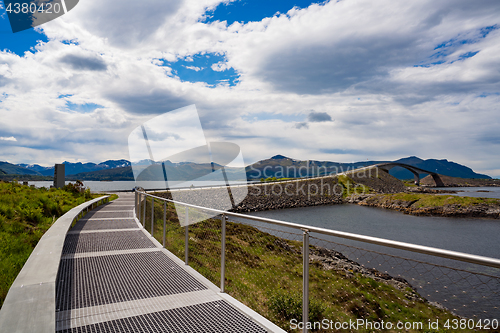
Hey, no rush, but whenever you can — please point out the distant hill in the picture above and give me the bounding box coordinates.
[0,162,41,176]
[245,155,491,180]
[362,156,491,179]
[67,166,135,181]
[246,155,381,180]
[16,163,52,175]
[67,162,230,182]
[390,157,491,180]
[17,159,131,176]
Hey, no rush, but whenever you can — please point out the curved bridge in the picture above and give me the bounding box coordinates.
[375,163,444,186]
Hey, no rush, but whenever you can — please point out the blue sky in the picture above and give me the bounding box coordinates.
[0,9,48,56]
[204,0,324,25]
[162,53,239,86]
[0,0,500,177]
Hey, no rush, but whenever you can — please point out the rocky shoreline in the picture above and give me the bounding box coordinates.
[155,177,345,213]
[421,174,500,187]
[347,193,500,219]
[273,239,424,302]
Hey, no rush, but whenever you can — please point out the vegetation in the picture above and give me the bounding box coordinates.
[0,181,102,307]
[0,174,53,181]
[143,200,469,333]
[381,192,500,208]
[402,180,418,187]
[260,177,293,182]
[337,175,371,197]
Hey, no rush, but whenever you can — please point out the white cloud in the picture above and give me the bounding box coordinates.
[185,65,203,71]
[0,0,499,176]
[0,136,17,141]
[211,61,230,71]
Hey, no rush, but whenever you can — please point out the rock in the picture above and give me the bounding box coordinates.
[307,246,424,302]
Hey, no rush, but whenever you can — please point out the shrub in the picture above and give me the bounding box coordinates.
[268,291,324,329]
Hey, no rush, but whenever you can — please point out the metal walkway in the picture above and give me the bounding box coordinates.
[55,193,281,333]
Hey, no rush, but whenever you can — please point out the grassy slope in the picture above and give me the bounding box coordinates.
[144,200,471,333]
[0,181,101,307]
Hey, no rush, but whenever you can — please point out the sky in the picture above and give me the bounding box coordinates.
[0,0,499,177]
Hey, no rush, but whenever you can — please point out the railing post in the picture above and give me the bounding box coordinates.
[163,201,166,248]
[221,214,227,293]
[151,197,154,236]
[137,193,141,222]
[142,194,146,227]
[302,229,309,333]
[185,207,189,265]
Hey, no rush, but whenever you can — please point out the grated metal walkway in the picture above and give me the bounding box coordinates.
[55,193,276,333]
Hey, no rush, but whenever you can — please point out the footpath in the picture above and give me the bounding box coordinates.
[56,193,283,333]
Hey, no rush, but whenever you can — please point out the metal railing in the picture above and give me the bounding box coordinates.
[135,190,500,332]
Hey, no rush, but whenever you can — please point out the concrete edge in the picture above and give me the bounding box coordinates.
[0,195,110,333]
[218,293,287,333]
[133,206,286,333]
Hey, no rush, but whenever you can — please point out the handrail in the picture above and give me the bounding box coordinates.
[0,195,110,333]
[138,191,500,269]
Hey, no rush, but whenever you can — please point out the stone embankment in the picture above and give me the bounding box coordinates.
[346,167,407,193]
[155,177,345,213]
[153,167,410,213]
[347,193,500,219]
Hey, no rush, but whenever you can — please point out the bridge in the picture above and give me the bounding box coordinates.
[374,163,444,186]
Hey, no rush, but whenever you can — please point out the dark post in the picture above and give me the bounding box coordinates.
[54,164,65,188]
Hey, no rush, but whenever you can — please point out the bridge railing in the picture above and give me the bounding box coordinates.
[0,195,110,333]
[135,190,500,333]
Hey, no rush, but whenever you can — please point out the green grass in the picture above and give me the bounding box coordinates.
[260,177,294,182]
[143,200,474,333]
[382,193,500,208]
[337,175,371,197]
[0,181,102,308]
[402,180,418,187]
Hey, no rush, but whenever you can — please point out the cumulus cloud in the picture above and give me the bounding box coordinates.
[60,54,107,71]
[211,61,230,72]
[185,65,203,71]
[224,0,500,98]
[0,0,499,177]
[67,0,184,48]
[294,122,308,129]
[0,136,17,141]
[308,111,332,122]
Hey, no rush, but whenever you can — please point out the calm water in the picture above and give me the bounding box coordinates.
[246,204,500,259]
[243,204,500,319]
[434,186,500,199]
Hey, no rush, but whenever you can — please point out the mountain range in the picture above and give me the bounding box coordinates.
[0,156,492,181]
[16,160,131,176]
[245,155,491,180]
